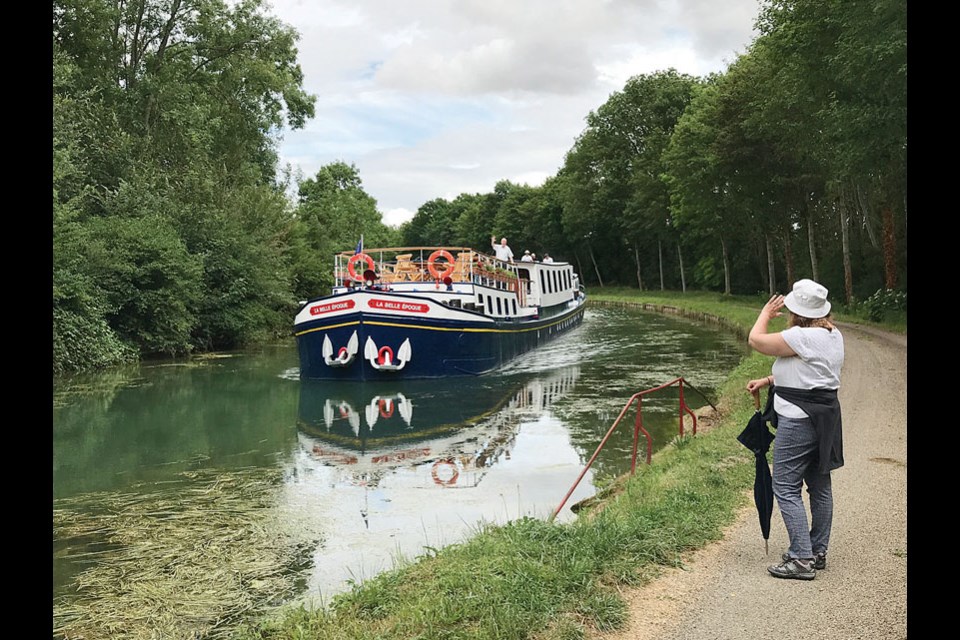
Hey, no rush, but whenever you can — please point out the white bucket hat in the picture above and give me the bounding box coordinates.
[784,279,831,318]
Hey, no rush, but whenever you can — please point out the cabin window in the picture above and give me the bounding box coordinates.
[487,295,493,315]
[496,298,503,315]
[512,299,517,315]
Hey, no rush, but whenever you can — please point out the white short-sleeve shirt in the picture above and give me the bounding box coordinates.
[771,325,844,418]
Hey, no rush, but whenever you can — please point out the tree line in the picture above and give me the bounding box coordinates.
[53,0,905,375]
[402,0,906,304]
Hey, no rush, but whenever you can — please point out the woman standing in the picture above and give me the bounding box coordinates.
[745,279,844,580]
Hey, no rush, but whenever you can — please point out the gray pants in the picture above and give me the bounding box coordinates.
[772,414,833,559]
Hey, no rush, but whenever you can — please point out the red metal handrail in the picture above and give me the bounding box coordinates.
[550,376,702,521]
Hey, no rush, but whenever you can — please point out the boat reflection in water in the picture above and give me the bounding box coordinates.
[288,365,594,601]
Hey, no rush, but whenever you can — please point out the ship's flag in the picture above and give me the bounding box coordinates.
[355,235,364,255]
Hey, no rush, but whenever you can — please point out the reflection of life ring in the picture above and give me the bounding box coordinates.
[347,253,375,281]
[378,398,394,418]
[431,459,459,486]
[427,250,455,280]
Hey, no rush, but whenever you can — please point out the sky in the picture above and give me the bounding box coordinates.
[267,0,762,227]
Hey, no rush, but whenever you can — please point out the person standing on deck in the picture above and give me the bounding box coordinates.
[491,236,514,262]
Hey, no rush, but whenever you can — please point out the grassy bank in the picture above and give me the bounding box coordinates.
[588,287,907,335]
[237,289,902,640]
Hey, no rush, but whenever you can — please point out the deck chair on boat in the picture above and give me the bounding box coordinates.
[392,254,425,282]
[450,251,476,283]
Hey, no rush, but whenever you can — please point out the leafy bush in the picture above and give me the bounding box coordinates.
[53,295,137,375]
[83,215,204,357]
[862,288,907,322]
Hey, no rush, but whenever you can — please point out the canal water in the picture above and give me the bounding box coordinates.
[53,304,748,639]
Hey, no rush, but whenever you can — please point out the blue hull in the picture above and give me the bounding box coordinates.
[296,300,585,381]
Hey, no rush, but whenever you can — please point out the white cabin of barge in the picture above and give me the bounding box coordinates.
[330,247,582,320]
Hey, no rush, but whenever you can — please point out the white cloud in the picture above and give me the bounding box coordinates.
[382,207,415,228]
[268,0,761,225]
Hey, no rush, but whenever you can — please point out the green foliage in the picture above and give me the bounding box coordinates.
[53,0,317,373]
[757,0,906,181]
[53,279,137,375]
[401,198,461,246]
[691,255,724,290]
[573,584,628,632]
[288,162,398,300]
[559,69,701,286]
[84,215,204,356]
[856,288,907,323]
[451,193,489,250]
[53,127,135,374]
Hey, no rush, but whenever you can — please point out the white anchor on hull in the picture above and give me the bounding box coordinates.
[364,336,412,372]
[322,330,359,367]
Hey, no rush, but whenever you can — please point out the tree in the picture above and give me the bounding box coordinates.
[558,70,699,287]
[53,0,317,372]
[82,214,204,356]
[516,178,571,260]
[756,0,906,292]
[288,162,397,299]
[664,80,745,294]
[403,198,461,246]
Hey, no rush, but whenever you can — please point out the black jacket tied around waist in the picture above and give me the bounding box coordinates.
[761,385,843,474]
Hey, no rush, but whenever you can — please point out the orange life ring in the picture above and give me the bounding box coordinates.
[431,459,459,486]
[347,253,376,281]
[427,250,455,280]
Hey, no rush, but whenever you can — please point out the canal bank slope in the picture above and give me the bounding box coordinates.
[588,321,907,640]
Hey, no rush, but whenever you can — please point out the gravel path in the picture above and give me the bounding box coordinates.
[591,323,907,640]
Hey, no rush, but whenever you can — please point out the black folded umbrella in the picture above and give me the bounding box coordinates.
[737,389,775,554]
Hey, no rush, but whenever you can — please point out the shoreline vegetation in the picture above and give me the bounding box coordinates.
[235,289,905,640]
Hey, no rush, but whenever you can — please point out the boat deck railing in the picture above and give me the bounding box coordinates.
[335,247,523,291]
[549,377,717,521]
